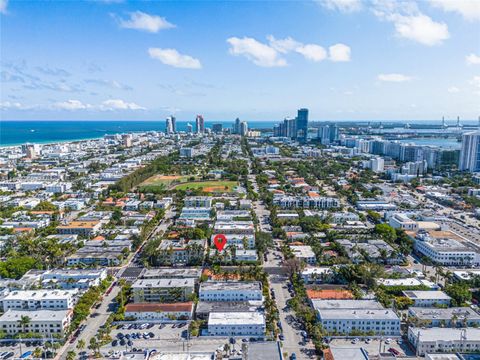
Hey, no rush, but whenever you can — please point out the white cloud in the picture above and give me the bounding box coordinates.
[471,76,480,88]
[429,0,480,21]
[54,100,91,111]
[466,53,480,65]
[118,11,175,33]
[317,0,362,13]
[100,99,145,111]
[148,48,202,69]
[377,73,412,82]
[267,35,344,63]
[391,13,449,46]
[329,43,351,62]
[0,101,24,110]
[0,0,8,14]
[372,1,449,46]
[85,78,132,90]
[296,44,327,62]
[448,86,460,93]
[227,37,287,67]
[267,36,301,54]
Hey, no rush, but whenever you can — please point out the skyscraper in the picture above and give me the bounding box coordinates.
[284,117,297,138]
[459,131,480,172]
[195,115,205,133]
[187,123,193,133]
[296,108,309,141]
[240,121,248,136]
[233,118,241,134]
[166,116,174,135]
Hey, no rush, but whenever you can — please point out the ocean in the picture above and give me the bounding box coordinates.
[0,120,471,148]
[0,120,275,147]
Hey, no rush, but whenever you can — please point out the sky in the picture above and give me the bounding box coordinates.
[1,0,480,122]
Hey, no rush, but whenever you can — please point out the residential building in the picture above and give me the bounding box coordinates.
[289,245,316,265]
[459,131,480,172]
[408,327,480,356]
[408,307,480,328]
[125,302,193,321]
[0,309,72,336]
[208,312,265,336]
[199,281,262,302]
[389,213,418,231]
[57,220,102,237]
[0,289,78,311]
[403,290,451,307]
[184,196,212,208]
[131,278,195,303]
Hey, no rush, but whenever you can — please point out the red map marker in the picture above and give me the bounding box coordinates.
[213,234,227,251]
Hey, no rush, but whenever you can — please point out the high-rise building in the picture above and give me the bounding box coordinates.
[195,115,205,133]
[212,124,223,133]
[317,124,338,145]
[459,131,480,172]
[296,108,309,141]
[122,134,132,147]
[187,123,193,133]
[166,117,174,135]
[240,121,248,136]
[233,118,241,134]
[24,144,38,159]
[284,117,297,138]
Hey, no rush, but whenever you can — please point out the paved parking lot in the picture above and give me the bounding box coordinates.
[329,338,415,357]
[100,323,236,357]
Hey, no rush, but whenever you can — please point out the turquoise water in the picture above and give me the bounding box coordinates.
[0,120,275,146]
[398,138,461,149]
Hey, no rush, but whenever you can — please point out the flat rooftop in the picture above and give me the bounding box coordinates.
[403,290,451,300]
[2,289,77,301]
[208,311,265,326]
[409,307,480,320]
[311,300,383,310]
[200,281,261,292]
[0,309,70,322]
[318,308,400,321]
[132,278,195,289]
[410,327,480,342]
[141,268,201,279]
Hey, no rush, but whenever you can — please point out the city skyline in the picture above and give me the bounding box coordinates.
[1,0,480,121]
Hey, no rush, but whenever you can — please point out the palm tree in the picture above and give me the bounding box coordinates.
[66,350,77,360]
[77,339,86,350]
[17,315,31,355]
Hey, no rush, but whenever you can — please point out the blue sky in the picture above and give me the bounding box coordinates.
[1,0,479,122]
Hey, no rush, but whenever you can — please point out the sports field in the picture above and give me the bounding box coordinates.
[140,175,189,187]
[172,180,238,193]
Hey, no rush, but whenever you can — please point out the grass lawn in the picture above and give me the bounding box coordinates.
[173,180,238,193]
[138,175,191,192]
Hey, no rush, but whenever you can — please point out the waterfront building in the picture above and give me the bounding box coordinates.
[195,115,205,133]
[296,108,309,141]
[459,131,480,172]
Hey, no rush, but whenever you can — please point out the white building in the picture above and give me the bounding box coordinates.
[0,309,72,336]
[289,245,316,265]
[184,196,212,208]
[208,312,265,336]
[301,267,334,284]
[125,302,193,321]
[408,307,480,328]
[389,213,418,231]
[414,231,479,266]
[131,278,195,303]
[459,131,480,172]
[273,194,339,209]
[0,289,78,311]
[199,282,262,302]
[408,327,480,356]
[403,290,451,307]
[317,308,400,336]
[38,269,107,290]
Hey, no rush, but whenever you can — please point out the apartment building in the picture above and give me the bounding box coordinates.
[0,309,72,336]
[57,220,102,237]
[289,245,317,265]
[199,282,263,302]
[208,312,265,336]
[408,307,480,328]
[184,196,212,208]
[0,289,78,311]
[131,278,195,303]
[125,302,194,321]
[408,327,480,356]
[273,194,339,209]
[403,291,451,307]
